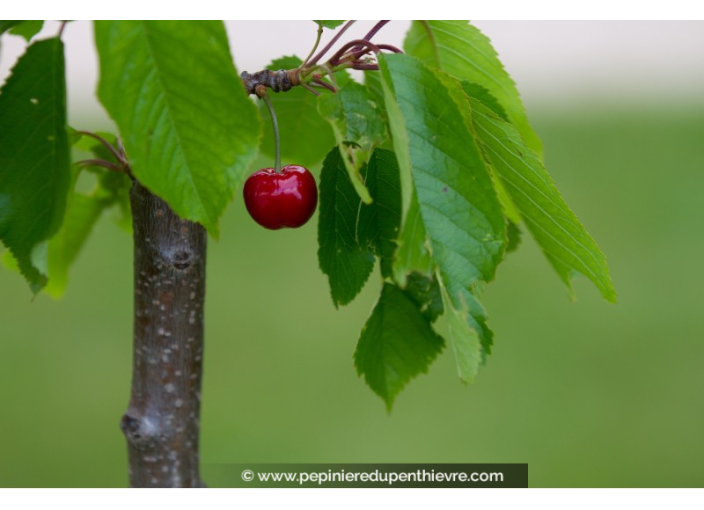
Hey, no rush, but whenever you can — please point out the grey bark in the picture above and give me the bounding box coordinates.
[120,182,207,488]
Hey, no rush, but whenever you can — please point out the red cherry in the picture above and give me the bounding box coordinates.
[243,165,318,230]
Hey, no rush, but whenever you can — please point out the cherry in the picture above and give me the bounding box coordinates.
[243,165,318,230]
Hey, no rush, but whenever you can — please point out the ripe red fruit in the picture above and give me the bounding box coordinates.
[243,165,318,230]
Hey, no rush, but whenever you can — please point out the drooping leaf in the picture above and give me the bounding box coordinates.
[44,192,103,297]
[506,220,522,253]
[404,20,543,158]
[94,20,260,236]
[258,55,336,168]
[379,53,506,288]
[318,81,385,203]
[0,38,70,292]
[8,20,44,41]
[317,147,375,307]
[379,53,504,368]
[357,148,401,278]
[468,96,617,302]
[439,276,482,383]
[392,190,434,286]
[314,21,345,30]
[354,283,445,410]
[404,272,443,323]
[318,146,402,306]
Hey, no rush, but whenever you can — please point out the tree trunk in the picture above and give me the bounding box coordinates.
[120,181,207,488]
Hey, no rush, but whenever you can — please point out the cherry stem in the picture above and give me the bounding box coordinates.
[361,20,390,43]
[300,25,324,69]
[76,130,127,166]
[75,158,124,173]
[259,92,281,173]
[376,43,403,53]
[57,20,68,38]
[308,20,356,67]
[328,39,381,66]
[312,77,337,93]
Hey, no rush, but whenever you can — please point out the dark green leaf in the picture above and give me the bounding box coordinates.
[354,283,445,410]
[405,20,543,158]
[357,148,401,278]
[317,147,375,307]
[318,81,386,203]
[0,21,21,35]
[314,21,345,30]
[259,55,335,168]
[318,147,402,306]
[461,82,508,122]
[506,220,522,253]
[0,38,70,292]
[468,97,617,302]
[404,272,443,323]
[94,21,260,237]
[8,20,44,41]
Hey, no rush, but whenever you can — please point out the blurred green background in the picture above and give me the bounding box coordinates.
[1,106,703,487]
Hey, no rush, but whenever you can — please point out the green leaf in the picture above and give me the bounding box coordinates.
[0,38,70,292]
[314,21,345,30]
[318,81,386,203]
[379,54,503,365]
[0,21,22,35]
[392,190,434,285]
[94,21,260,236]
[8,20,44,41]
[404,272,443,323]
[468,96,617,302]
[318,147,375,307]
[439,276,482,383]
[357,148,402,278]
[506,220,521,253]
[354,283,445,410]
[44,192,103,297]
[259,55,336,168]
[364,68,385,111]
[404,20,543,158]
[379,53,506,287]
[318,147,402,306]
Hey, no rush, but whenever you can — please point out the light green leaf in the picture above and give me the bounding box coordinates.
[259,55,336,168]
[391,190,434,285]
[94,21,260,236]
[468,96,617,302]
[314,21,346,30]
[379,53,506,287]
[379,53,503,361]
[44,193,103,297]
[0,38,70,292]
[8,20,44,41]
[405,20,543,158]
[439,275,482,383]
[317,147,375,307]
[318,81,386,203]
[354,283,445,410]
